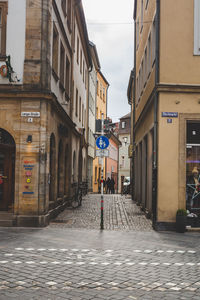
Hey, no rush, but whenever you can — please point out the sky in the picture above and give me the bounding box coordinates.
[82,0,134,123]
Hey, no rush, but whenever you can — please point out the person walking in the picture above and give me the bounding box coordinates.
[106,177,111,194]
[110,177,115,194]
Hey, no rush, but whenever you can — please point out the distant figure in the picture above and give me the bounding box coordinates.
[106,177,111,194]
[110,177,115,194]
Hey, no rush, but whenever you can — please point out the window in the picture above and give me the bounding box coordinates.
[80,50,82,73]
[144,47,147,84]
[152,19,156,65]
[100,83,102,98]
[122,121,126,129]
[60,42,65,87]
[148,33,151,75]
[77,36,79,64]
[79,97,81,121]
[75,89,78,116]
[194,0,200,55]
[65,55,70,97]
[52,23,59,76]
[136,18,139,50]
[0,2,7,57]
[103,88,105,101]
[61,0,66,16]
[97,80,99,95]
[83,60,85,82]
[121,156,125,168]
[82,104,84,126]
[141,0,143,32]
[67,0,72,30]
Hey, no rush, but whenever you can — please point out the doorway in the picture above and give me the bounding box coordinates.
[0,129,15,211]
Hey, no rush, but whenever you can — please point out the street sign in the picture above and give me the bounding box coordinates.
[96,135,109,149]
[96,149,109,157]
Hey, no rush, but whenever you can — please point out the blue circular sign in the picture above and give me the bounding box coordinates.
[96,135,109,149]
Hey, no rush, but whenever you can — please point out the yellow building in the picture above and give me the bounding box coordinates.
[133,0,200,230]
[92,71,109,193]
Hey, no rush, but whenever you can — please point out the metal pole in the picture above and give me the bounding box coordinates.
[100,113,104,230]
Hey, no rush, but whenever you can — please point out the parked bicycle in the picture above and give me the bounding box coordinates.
[71,184,82,208]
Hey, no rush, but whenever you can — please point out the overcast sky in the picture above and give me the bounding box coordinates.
[82,0,134,122]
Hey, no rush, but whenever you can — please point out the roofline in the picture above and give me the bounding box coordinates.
[98,70,109,87]
[76,1,93,70]
[89,41,101,70]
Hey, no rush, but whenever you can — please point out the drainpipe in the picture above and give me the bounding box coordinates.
[152,0,160,229]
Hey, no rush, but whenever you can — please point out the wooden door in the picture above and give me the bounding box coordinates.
[0,144,15,211]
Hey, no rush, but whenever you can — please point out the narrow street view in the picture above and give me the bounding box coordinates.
[0,0,200,299]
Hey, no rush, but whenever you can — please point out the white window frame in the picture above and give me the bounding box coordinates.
[194,0,200,55]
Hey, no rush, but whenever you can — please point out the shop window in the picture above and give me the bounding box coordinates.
[186,122,200,212]
[52,23,59,77]
[0,2,7,58]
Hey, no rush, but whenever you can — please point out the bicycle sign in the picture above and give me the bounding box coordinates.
[96,135,109,149]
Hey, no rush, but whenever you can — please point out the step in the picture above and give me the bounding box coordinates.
[0,212,15,220]
[0,219,15,227]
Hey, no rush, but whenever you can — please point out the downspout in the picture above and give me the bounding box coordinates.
[132,19,136,202]
[152,0,160,229]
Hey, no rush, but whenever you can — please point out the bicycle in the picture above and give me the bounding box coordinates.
[71,185,82,208]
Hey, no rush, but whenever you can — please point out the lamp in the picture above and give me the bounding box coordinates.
[27,135,32,143]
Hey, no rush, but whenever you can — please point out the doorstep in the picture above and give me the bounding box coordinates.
[186,226,200,232]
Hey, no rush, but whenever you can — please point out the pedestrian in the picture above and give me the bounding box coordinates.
[110,177,115,194]
[106,177,111,194]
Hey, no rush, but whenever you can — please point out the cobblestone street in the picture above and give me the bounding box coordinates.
[0,194,199,299]
[50,194,152,231]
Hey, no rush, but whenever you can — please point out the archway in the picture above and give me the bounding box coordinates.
[0,128,15,211]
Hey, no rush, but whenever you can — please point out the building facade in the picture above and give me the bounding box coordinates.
[92,71,109,193]
[0,0,92,226]
[118,113,131,194]
[133,0,200,230]
[87,42,100,192]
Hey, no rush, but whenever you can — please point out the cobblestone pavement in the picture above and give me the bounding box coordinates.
[50,194,152,231]
[0,194,199,299]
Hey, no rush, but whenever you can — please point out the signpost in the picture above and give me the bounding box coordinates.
[96,114,110,230]
[96,149,109,157]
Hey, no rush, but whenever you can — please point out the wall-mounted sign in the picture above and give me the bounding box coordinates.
[167,119,172,123]
[22,158,37,197]
[21,112,40,117]
[162,112,178,118]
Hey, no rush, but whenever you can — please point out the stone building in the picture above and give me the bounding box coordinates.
[132,0,200,230]
[92,70,109,193]
[0,0,91,226]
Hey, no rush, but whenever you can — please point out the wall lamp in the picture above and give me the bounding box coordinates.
[27,135,32,143]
